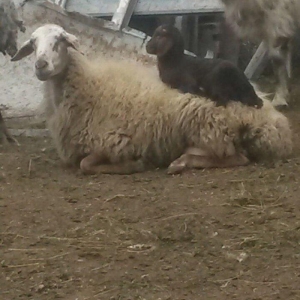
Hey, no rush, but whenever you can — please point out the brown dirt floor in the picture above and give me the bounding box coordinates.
[1,83,300,300]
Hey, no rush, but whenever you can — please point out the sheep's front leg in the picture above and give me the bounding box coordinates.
[272,53,290,107]
[167,149,249,175]
[80,153,145,175]
[0,111,19,145]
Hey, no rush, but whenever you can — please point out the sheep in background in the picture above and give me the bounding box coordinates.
[0,0,25,56]
[11,24,292,175]
[0,0,25,144]
[220,0,300,107]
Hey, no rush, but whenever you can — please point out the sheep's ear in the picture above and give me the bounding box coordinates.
[61,31,80,51]
[10,40,34,61]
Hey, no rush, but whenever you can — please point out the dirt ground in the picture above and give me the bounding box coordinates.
[1,85,300,300]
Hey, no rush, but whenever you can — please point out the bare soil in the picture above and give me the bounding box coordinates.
[1,87,300,300]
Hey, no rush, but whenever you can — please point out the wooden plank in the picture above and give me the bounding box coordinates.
[60,0,69,9]
[112,0,139,30]
[63,0,224,17]
[244,41,269,80]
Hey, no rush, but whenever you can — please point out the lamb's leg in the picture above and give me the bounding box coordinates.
[0,111,19,145]
[167,150,249,175]
[80,153,145,175]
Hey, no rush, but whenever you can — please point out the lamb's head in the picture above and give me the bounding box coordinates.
[146,24,184,57]
[11,24,80,81]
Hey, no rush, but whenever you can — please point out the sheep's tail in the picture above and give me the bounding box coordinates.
[239,91,293,162]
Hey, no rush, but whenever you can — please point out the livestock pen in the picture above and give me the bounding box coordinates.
[1,1,300,300]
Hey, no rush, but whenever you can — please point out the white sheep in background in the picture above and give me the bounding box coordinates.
[11,24,292,175]
[220,0,300,107]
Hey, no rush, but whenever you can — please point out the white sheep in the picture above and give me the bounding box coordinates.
[11,24,293,175]
[220,0,300,107]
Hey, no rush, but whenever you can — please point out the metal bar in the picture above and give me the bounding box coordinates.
[111,0,139,30]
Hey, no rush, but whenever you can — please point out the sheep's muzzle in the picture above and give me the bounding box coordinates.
[34,58,52,81]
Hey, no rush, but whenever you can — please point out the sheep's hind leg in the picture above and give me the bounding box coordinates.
[80,153,145,175]
[167,150,249,175]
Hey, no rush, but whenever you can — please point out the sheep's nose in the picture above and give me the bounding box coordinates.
[35,59,48,70]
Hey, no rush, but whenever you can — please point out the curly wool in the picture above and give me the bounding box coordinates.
[43,50,293,169]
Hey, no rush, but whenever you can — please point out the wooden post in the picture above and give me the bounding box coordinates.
[244,41,269,80]
[60,0,68,9]
[192,16,199,55]
[181,15,191,52]
[54,0,68,9]
[112,0,139,31]
[174,16,183,31]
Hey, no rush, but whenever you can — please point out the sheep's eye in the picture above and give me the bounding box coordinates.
[30,38,36,48]
[53,39,60,51]
[53,35,65,51]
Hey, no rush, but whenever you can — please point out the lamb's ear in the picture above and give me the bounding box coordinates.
[10,39,34,61]
[61,31,81,51]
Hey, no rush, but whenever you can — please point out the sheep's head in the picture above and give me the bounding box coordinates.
[11,24,80,81]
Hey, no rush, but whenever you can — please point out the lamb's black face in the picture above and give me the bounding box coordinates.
[146,25,175,57]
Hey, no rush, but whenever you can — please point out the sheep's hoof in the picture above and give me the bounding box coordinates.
[20,26,26,33]
[272,94,289,109]
[167,162,186,175]
[8,136,20,145]
[274,104,289,112]
[0,134,20,146]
